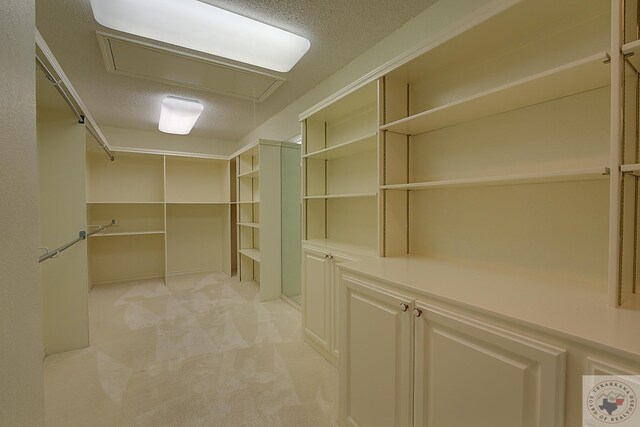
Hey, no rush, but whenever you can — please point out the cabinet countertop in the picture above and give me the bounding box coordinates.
[338,255,640,361]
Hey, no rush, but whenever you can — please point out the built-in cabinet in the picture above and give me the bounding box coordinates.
[86,151,232,286]
[302,244,360,365]
[296,0,640,425]
[339,271,570,427]
[235,140,301,301]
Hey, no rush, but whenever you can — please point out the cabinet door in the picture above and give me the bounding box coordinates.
[302,247,330,352]
[339,273,414,427]
[330,252,359,360]
[414,303,566,427]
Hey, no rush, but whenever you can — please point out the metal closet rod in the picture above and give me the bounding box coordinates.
[39,220,115,263]
[35,52,114,162]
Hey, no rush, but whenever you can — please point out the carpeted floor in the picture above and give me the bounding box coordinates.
[44,272,338,426]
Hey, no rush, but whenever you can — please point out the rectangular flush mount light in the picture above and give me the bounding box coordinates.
[159,96,203,135]
[89,0,310,73]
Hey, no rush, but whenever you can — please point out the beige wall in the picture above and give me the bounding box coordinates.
[0,0,45,425]
[38,107,89,355]
[102,125,237,158]
[236,0,498,148]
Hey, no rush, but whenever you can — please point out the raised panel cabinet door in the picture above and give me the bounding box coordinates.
[302,247,330,351]
[413,303,566,427]
[339,273,414,427]
[330,252,359,360]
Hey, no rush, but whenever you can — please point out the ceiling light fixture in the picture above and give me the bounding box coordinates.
[88,0,310,73]
[158,96,203,135]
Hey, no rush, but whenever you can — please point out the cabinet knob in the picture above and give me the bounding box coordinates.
[400,303,409,312]
[324,254,329,259]
[329,254,334,260]
[413,308,422,318]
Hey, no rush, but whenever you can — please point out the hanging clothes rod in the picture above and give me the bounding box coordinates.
[39,220,115,263]
[35,56,85,125]
[35,30,115,162]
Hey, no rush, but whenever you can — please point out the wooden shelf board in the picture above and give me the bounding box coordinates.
[165,201,229,205]
[237,168,260,179]
[304,192,377,200]
[237,200,260,204]
[303,132,377,160]
[86,201,164,204]
[239,248,261,262]
[303,239,378,257]
[237,222,260,228]
[381,52,610,136]
[89,230,165,238]
[622,39,640,73]
[621,163,640,176]
[381,167,610,191]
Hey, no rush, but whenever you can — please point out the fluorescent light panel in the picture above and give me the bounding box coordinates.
[89,0,310,73]
[158,96,203,135]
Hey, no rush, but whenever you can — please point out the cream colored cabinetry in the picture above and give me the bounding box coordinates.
[300,79,380,365]
[301,80,379,257]
[302,244,359,364]
[235,140,300,301]
[339,271,568,427]
[86,151,232,285]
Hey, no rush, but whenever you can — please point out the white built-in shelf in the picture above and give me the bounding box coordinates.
[622,40,640,73]
[89,230,165,238]
[621,163,640,176]
[237,200,260,204]
[303,132,377,160]
[238,168,260,179]
[239,248,261,262]
[303,239,378,258]
[86,201,164,204]
[381,167,610,191]
[165,201,229,205]
[237,222,260,228]
[381,52,611,136]
[303,192,377,200]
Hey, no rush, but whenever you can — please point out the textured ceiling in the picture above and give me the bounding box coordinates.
[36,0,438,142]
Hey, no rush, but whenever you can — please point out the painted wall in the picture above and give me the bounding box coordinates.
[236,0,499,148]
[102,125,237,158]
[0,0,45,425]
[38,107,90,355]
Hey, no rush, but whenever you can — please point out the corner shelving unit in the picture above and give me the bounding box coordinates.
[235,140,299,301]
[86,151,233,286]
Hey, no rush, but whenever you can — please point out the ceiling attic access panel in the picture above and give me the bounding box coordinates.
[96,32,285,102]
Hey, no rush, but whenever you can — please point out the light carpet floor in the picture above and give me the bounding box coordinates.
[44,272,338,426]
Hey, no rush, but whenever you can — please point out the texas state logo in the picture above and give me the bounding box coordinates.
[584,376,638,426]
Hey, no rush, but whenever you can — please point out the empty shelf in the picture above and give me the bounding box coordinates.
[304,132,377,160]
[239,248,261,262]
[381,167,610,190]
[238,168,260,179]
[304,192,377,200]
[237,222,260,228]
[621,163,640,176]
[86,201,164,204]
[89,230,165,238]
[381,52,611,135]
[623,40,640,73]
[165,201,229,205]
